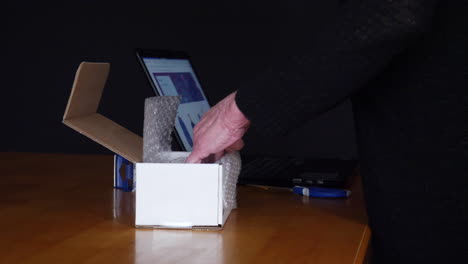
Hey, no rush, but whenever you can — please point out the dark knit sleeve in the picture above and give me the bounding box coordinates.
[235,0,437,137]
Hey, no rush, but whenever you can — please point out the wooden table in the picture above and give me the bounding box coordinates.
[0,153,370,264]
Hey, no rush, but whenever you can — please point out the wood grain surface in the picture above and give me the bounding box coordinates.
[0,153,370,264]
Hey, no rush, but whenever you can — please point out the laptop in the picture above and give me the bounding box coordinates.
[136,48,356,187]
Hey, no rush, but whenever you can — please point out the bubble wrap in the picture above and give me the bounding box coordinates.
[143,96,181,163]
[219,151,242,211]
[142,95,242,215]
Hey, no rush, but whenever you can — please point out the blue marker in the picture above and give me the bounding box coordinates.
[292,186,351,198]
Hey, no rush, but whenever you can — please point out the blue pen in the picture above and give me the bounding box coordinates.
[292,186,351,198]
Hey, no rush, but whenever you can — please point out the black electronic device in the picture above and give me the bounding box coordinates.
[238,156,357,188]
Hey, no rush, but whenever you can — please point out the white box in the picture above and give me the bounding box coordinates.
[63,62,234,230]
[135,152,230,228]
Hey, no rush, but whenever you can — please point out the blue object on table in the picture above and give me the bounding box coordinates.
[293,186,351,198]
[114,155,134,192]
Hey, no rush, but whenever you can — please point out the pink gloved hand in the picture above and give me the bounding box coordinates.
[186,91,250,163]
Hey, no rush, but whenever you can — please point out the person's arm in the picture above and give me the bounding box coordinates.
[186,0,437,163]
[236,0,437,137]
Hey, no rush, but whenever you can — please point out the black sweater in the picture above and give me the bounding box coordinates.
[235,1,468,263]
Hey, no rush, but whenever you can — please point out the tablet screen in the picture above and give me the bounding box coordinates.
[141,57,210,151]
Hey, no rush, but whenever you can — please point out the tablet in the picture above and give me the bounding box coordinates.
[136,49,211,151]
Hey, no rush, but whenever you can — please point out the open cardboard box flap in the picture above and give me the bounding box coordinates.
[63,62,143,163]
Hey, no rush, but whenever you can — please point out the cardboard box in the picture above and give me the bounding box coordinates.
[63,62,233,229]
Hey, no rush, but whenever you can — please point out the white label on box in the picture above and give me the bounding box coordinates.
[135,163,221,228]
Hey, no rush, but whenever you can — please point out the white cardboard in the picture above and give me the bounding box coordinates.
[134,152,226,229]
[135,163,221,228]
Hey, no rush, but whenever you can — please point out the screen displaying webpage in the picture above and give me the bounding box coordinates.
[142,57,211,151]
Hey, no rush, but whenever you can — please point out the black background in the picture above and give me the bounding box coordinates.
[3,0,357,159]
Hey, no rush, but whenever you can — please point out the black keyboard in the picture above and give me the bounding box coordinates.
[238,155,357,188]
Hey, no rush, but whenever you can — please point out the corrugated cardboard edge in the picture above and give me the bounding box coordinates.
[218,165,224,225]
[63,62,143,163]
[134,225,223,231]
